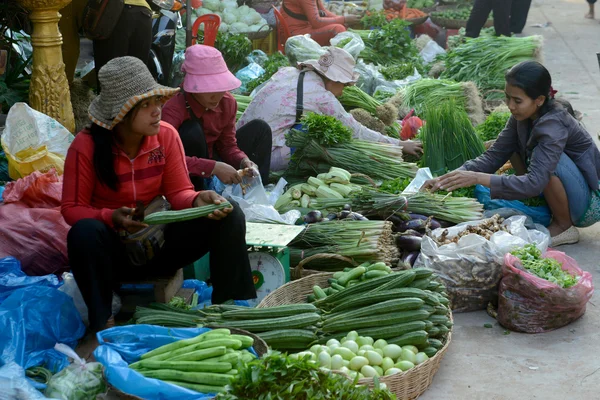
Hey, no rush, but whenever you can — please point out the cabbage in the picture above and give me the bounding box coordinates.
[219,22,229,32]
[247,11,263,25]
[249,24,265,33]
[230,22,249,33]
[223,0,238,9]
[237,5,251,15]
[223,11,237,24]
[202,0,220,12]
[239,14,256,26]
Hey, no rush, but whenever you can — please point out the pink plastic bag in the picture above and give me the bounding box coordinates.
[0,170,69,276]
[498,250,594,333]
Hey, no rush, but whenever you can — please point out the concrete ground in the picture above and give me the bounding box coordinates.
[421,1,600,399]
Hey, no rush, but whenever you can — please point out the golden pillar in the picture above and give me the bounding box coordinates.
[17,0,75,133]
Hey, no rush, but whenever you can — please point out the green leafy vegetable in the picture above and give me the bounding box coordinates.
[353,20,421,66]
[168,296,191,310]
[379,177,412,194]
[216,352,397,400]
[380,63,421,81]
[245,52,289,94]
[301,113,353,146]
[476,111,511,141]
[213,32,253,72]
[360,11,388,29]
[510,244,580,288]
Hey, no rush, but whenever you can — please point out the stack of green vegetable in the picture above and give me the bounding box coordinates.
[216,352,396,399]
[274,167,362,212]
[510,244,580,288]
[396,78,485,125]
[419,102,486,176]
[339,86,401,137]
[285,114,418,182]
[129,329,256,394]
[476,110,511,141]
[441,35,544,99]
[407,0,435,9]
[232,93,251,121]
[315,268,450,350]
[289,221,399,269]
[353,20,422,67]
[431,6,483,21]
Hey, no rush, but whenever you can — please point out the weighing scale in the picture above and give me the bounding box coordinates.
[184,222,304,307]
[245,222,305,307]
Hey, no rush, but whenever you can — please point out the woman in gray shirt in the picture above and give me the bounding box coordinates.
[424,61,600,247]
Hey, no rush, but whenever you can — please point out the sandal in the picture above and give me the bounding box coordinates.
[550,226,580,247]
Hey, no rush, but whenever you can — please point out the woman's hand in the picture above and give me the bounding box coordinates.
[344,14,360,26]
[400,140,423,157]
[240,159,259,177]
[112,207,148,233]
[422,170,489,192]
[213,161,242,184]
[194,190,233,220]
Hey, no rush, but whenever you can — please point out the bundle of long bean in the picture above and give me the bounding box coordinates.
[441,35,543,99]
[286,129,418,181]
[420,102,486,177]
[311,189,483,223]
[288,220,399,269]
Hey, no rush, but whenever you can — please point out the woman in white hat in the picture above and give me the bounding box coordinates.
[162,45,272,190]
[238,47,423,172]
[61,56,256,358]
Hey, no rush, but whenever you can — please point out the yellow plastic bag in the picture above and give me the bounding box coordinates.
[1,103,73,180]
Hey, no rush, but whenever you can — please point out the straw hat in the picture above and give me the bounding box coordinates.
[299,47,359,84]
[89,56,180,130]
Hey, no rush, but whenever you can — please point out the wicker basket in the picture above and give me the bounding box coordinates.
[246,25,272,40]
[406,15,429,26]
[290,253,357,281]
[257,273,452,399]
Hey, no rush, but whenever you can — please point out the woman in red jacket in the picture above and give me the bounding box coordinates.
[281,0,360,46]
[62,56,256,357]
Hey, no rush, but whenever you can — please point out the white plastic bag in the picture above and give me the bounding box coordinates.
[401,168,432,195]
[0,362,56,400]
[1,103,73,180]
[45,344,106,400]
[59,273,122,327]
[330,32,365,61]
[420,40,446,65]
[415,216,550,312]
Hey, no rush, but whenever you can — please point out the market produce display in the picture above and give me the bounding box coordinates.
[476,111,511,141]
[407,0,435,8]
[195,0,269,34]
[510,244,579,288]
[339,86,400,131]
[431,7,478,20]
[432,214,507,244]
[232,93,251,120]
[144,202,232,225]
[353,20,421,66]
[215,352,396,399]
[45,361,106,400]
[129,329,258,394]
[419,102,486,176]
[244,52,289,95]
[441,35,544,99]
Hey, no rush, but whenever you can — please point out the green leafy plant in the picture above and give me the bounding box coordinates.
[216,352,397,400]
[301,112,353,146]
[245,52,289,94]
[476,111,511,141]
[213,32,253,73]
[360,11,388,29]
[353,20,421,66]
[511,244,579,288]
[380,63,421,81]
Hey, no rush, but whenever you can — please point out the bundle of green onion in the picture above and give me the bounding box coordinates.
[441,35,543,99]
[288,220,398,270]
[339,86,399,127]
[232,94,252,121]
[420,102,486,176]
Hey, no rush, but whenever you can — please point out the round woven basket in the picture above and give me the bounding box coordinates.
[431,4,493,29]
[246,25,271,40]
[257,273,453,400]
[290,253,357,281]
[406,15,429,26]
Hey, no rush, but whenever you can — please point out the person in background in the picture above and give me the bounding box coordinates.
[585,0,596,19]
[93,0,153,90]
[423,61,600,247]
[62,56,256,358]
[510,0,532,34]
[238,47,423,172]
[162,45,272,190]
[281,0,360,46]
[466,0,512,38]
[59,0,87,85]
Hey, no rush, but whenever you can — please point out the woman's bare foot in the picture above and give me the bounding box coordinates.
[585,12,594,19]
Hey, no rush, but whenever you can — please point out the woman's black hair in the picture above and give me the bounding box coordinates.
[90,123,118,191]
[505,61,554,116]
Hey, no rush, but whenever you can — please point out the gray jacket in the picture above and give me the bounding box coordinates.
[462,104,600,200]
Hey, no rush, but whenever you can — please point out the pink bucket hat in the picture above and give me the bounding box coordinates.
[182,45,241,93]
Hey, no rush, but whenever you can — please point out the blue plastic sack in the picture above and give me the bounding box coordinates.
[0,286,85,372]
[95,325,256,399]
[475,184,552,227]
[235,62,265,94]
[0,257,61,302]
[182,280,251,309]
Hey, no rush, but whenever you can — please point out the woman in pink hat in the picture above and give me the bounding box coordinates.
[162,45,272,190]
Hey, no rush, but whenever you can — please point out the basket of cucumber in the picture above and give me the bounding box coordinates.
[430,5,493,29]
[258,267,453,399]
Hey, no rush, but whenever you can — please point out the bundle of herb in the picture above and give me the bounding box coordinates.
[245,52,289,94]
[441,35,543,100]
[360,10,389,29]
[380,63,421,81]
[476,111,511,141]
[216,352,397,400]
[420,102,486,176]
[213,32,253,72]
[339,86,399,127]
[353,20,420,66]
[301,112,353,145]
[511,244,579,288]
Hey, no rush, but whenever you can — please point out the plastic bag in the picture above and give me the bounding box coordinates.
[415,216,550,312]
[170,49,186,87]
[330,32,365,61]
[0,362,56,400]
[0,257,61,302]
[498,250,594,333]
[285,34,327,65]
[419,40,446,64]
[44,344,106,400]
[1,103,73,180]
[475,184,552,227]
[0,170,70,276]
[58,273,122,327]
[235,62,265,94]
[94,326,224,399]
[222,171,301,224]
[0,286,85,372]
[355,60,383,95]
[246,49,269,67]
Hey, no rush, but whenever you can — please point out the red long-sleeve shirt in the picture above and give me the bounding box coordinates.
[61,121,199,227]
[161,92,248,178]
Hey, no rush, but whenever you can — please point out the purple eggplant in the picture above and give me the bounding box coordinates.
[409,213,429,221]
[338,210,352,219]
[346,212,369,221]
[325,212,338,221]
[437,219,454,228]
[303,210,323,224]
[397,219,427,233]
[403,229,423,237]
[395,234,422,252]
[405,251,420,267]
[408,214,442,230]
[343,204,352,211]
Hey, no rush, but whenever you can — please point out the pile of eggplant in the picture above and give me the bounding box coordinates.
[389,213,448,269]
[302,205,369,224]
